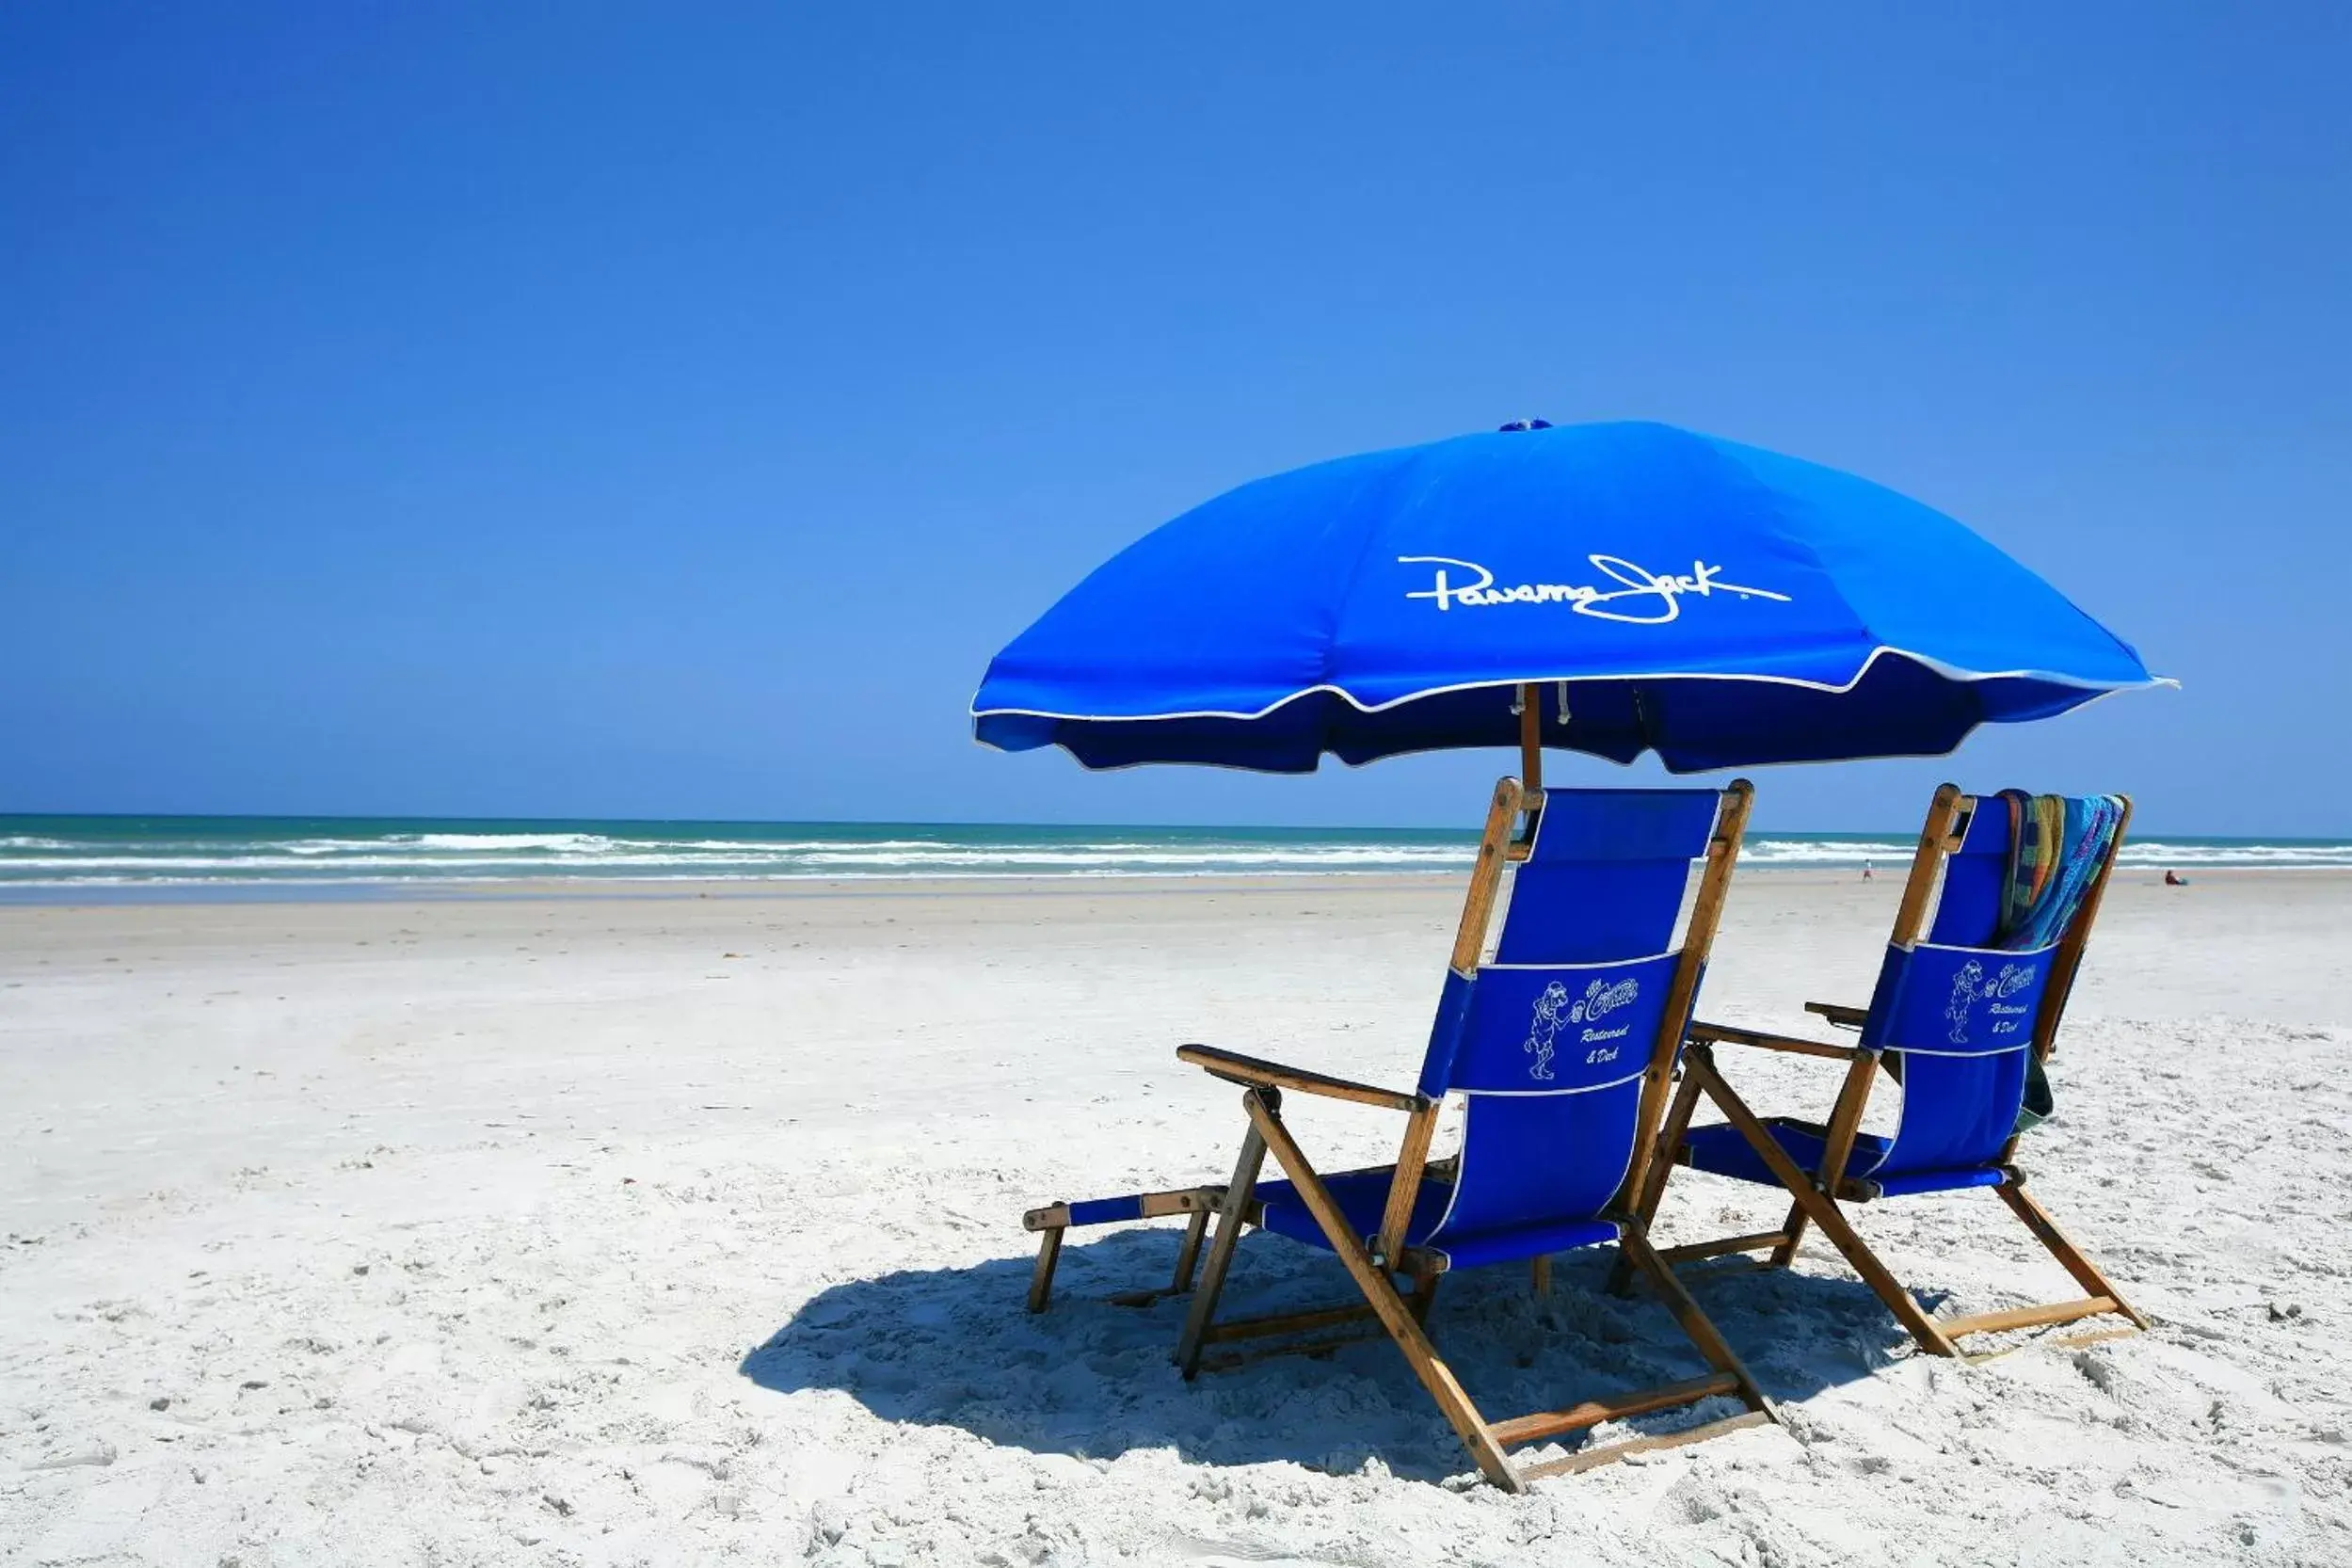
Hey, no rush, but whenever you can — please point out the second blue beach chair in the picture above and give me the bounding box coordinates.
[1625,784,2147,1359]
[1021,778,1777,1490]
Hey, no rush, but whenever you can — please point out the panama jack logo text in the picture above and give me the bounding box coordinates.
[1399,554,1792,625]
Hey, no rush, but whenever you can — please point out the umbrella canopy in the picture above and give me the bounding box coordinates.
[972,421,2165,774]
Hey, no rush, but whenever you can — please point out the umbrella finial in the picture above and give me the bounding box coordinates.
[1496,418,1555,433]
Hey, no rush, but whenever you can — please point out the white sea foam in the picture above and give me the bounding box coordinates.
[1740,839,1916,865]
[5,822,2348,889]
[2120,840,2352,866]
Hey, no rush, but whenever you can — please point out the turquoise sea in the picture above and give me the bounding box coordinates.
[1,815,2346,899]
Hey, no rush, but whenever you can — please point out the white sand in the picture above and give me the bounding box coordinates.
[4,872,2349,1565]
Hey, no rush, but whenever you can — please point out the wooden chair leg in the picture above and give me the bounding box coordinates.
[1634,1065,1705,1228]
[1452,1225,1780,1483]
[1608,1065,1704,1296]
[1243,1090,1524,1492]
[1108,1201,1227,1308]
[1687,1052,1960,1357]
[1603,1247,1640,1300]
[1175,1095,1276,1380]
[1767,1199,1812,1268]
[1616,1227,1777,1419]
[1918,1182,2149,1356]
[1026,1225,1065,1313]
[1996,1180,2151,1330]
[1169,1206,1212,1296]
[1177,1085,1784,1489]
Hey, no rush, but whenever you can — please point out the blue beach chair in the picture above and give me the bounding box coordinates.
[1020,778,1777,1490]
[1627,784,2146,1359]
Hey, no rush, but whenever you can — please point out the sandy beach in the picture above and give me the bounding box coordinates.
[5,871,2349,1565]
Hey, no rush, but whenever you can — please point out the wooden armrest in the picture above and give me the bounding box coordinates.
[1176,1045,1425,1111]
[1687,1020,1867,1062]
[1804,1000,1867,1031]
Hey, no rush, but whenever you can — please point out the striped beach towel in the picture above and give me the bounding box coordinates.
[1997,792,2126,953]
[1993,791,2127,1130]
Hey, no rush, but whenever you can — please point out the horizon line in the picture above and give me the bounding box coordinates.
[0,808,2343,844]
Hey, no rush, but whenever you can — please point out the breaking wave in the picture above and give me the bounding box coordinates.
[1,816,2344,892]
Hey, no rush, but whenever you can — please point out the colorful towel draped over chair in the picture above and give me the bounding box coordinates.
[1993,790,2128,1130]
[1998,791,2129,952]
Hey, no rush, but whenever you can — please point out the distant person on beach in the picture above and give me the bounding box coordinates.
[1862,859,1873,881]
[2165,869,2189,887]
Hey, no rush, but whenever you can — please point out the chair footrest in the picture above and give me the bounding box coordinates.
[1941,1296,2119,1338]
[1489,1371,1740,1448]
[1516,1408,1773,1480]
[1025,1186,1228,1231]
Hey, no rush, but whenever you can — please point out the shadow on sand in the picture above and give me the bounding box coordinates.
[740,1224,1915,1483]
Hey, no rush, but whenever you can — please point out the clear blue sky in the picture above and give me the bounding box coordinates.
[4,6,2345,834]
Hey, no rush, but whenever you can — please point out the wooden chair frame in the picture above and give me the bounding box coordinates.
[1623,783,2150,1361]
[1027,745,1775,1489]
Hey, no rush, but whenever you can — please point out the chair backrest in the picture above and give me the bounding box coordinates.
[1856,788,2129,1178]
[1416,785,1740,1237]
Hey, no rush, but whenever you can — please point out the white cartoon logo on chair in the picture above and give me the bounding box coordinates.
[1525,975,1643,1080]
[1524,983,1570,1080]
[1945,960,2038,1045]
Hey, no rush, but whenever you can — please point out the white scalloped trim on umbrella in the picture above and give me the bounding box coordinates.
[969,643,2177,725]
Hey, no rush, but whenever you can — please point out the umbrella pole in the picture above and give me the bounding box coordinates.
[1518,682,1543,792]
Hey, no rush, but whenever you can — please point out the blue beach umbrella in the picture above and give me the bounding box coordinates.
[972,421,2165,775]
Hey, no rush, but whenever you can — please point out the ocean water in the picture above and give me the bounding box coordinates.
[1,815,2346,898]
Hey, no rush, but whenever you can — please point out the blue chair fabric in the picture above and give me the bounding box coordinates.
[1681,796,2080,1196]
[1254,788,1719,1266]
